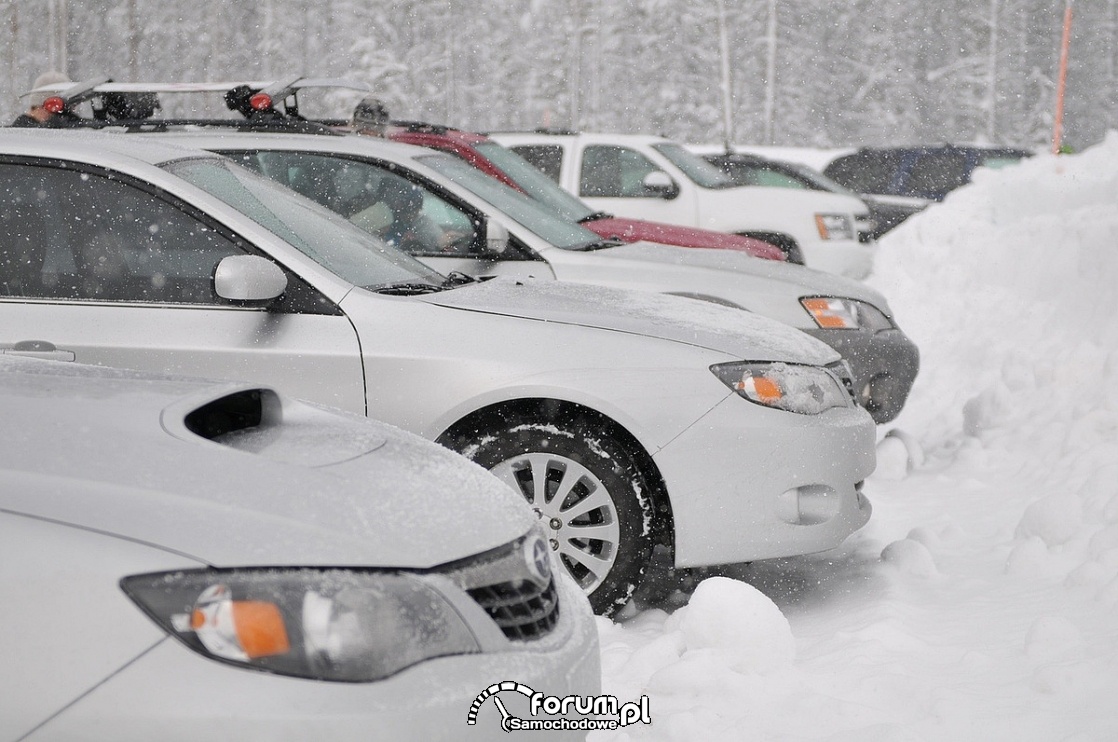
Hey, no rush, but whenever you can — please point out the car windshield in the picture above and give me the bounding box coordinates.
[784,162,863,197]
[416,153,605,250]
[473,141,596,222]
[162,157,442,290]
[652,143,737,189]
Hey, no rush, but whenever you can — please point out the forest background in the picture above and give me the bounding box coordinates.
[0,0,1112,153]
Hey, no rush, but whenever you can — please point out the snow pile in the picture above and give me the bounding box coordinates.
[591,134,1118,740]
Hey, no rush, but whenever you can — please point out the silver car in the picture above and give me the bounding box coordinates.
[0,129,875,615]
[0,355,599,741]
[164,130,917,425]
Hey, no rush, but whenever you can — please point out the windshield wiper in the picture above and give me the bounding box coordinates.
[440,271,480,288]
[570,238,624,252]
[369,281,445,296]
[577,211,613,223]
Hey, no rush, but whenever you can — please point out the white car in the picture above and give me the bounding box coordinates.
[0,355,599,741]
[490,131,877,279]
[0,129,875,616]
[166,131,917,424]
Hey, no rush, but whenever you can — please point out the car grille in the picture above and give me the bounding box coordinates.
[440,532,561,642]
[467,577,560,641]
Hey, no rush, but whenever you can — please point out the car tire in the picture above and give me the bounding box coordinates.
[446,411,657,616]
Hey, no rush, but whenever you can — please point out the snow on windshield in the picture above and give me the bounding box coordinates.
[591,135,1118,741]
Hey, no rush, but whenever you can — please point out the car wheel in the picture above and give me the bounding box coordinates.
[449,413,656,616]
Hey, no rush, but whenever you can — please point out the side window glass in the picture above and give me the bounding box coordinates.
[0,163,242,303]
[906,153,969,196]
[234,151,481,258]
[511,145,563,182]
[579,146,661,198]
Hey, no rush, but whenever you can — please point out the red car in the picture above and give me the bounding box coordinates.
[387,122,785,261]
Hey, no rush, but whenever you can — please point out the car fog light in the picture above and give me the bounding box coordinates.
[775,485,839,525]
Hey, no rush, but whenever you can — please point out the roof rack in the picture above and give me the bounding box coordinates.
[391,120,452,135]
[19,77,373,130]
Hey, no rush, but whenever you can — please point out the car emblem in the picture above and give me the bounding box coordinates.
[523,534,551,585]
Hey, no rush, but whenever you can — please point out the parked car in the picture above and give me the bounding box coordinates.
[14,78,917,424]
[0,354,598,740]
[385,122,785,260]
[488,130,877,278]
[821,144,1033,231]
[696,149,908,240]
[155,130,917,425]
[0,129,876,616]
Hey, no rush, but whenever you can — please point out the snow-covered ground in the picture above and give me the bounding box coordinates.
[591,134,1118,741]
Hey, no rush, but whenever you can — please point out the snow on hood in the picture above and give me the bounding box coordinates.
[420,276,838,365]
[592,240,892,312]
[0,357,533,568]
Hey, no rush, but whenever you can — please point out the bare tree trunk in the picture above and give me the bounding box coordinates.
[763,0,777,145]
[716,0,734,150]
[986,0,1000,141]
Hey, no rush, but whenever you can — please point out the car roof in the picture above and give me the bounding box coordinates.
[0,127,223,169]
[489,130,675,147]
[137,129,439,161]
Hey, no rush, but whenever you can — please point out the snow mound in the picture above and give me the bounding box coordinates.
[678,576,795,674]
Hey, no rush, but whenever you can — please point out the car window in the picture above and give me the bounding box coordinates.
[652,143,735,188]
[473,141,595,222]
[416,153,603,251]
[227,151,480,258]
[720,162,809,189]
[0,162,242,303]
[509,145,564,182]
[978,154,1026,170]
[167,156,443,289]
[579,145,664,198]
[824,152,901,194]
[905,152,969,196]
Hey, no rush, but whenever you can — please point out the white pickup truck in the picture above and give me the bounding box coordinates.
[490,131,877,279]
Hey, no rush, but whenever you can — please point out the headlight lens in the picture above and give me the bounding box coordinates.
[711,361,852,415]
[815,213,854,240]
[121,568,480,682]
[801,297,894,330]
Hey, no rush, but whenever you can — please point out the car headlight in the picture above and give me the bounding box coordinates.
[815,213,854,240]
[800,297,894,330]
[121,568,480,682]
[711,361,852,415]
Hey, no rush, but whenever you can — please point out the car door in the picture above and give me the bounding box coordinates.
[0,158,367,414]
[570,144,697,226]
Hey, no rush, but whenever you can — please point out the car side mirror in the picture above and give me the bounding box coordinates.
[484,220,510,255]
[213,255,288,305]
[642,171,679,199]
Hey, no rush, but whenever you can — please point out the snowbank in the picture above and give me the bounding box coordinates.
[591,134,1118,741]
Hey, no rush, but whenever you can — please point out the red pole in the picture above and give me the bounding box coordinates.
[1051,0,1073,155]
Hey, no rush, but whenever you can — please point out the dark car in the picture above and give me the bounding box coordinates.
[822,144,1033,233]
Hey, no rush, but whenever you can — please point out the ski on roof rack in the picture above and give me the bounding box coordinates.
[19,77,374,127]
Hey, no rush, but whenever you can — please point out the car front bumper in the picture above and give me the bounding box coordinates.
[804,327,920,424]
[652,395,876,569]
[27,573,601,742]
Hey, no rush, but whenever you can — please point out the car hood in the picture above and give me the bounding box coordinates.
[696,185,869,231]
[544,241,894,328]
[417,277,837,364]
[584,216,786,259]
[0,358,533,569]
